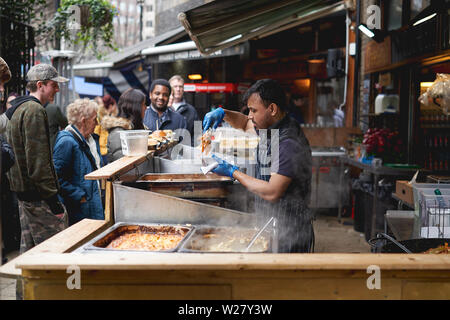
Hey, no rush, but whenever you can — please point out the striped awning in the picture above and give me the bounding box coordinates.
[178,0,351,55]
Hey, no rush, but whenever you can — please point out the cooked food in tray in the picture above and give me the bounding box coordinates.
[183,227,269,252]
[93,225,191,252]
[107,232,183,251]
[424,242,449,254]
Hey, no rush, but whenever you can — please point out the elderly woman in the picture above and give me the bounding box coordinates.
[53,98,104,225]
[102,88,146,163]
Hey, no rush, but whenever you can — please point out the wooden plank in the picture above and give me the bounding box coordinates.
[104,181,113,223]
[402,281,450,300]
[85,151,154,180]
[364,35,391,74]
[0,219,109,279]
[232,277,402,299]
[14,252,450,271]
[139,173,231,182]
[345,21,356,128]
[21,269,450,300]
[25,281,232,300]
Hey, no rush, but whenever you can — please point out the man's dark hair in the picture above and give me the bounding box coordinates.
[150,79,171,95]
[26,80,49,93]
[243,79,287,112]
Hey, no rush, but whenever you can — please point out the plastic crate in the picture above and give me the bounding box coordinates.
[418,189,450,238]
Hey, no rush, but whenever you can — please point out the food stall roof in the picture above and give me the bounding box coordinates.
[178,0,351,55]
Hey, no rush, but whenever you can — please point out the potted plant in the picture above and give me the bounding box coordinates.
[39,0,118,58]
[362,128,404,164]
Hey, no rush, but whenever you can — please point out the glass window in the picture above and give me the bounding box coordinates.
[411,0,431,20]
[147,5,153,12]
[386,0,403,31]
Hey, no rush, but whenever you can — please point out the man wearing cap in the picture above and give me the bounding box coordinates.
[143,78,187,134]
[5,63,69,253]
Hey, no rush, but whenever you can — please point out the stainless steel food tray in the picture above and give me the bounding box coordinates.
[179,225,277,253]
[82,222,194,253]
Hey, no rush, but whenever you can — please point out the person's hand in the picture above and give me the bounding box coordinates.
[80,196,87,203]
[211,154,238,178]
[203,107,225,132]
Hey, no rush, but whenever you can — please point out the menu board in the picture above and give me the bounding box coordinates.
[364,36,392,73]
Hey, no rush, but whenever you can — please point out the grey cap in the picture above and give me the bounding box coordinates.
[26,64,69,83]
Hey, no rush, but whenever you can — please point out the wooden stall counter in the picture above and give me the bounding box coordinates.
[0,221,449,300]
[2,145,449,300]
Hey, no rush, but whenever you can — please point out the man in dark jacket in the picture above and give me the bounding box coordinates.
[169,75,199,146]
[202,79,313,253]
[5,63,69,253]
[1,134,20,262]
[143,79,187,134]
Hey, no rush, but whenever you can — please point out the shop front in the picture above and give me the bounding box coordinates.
[350,0,450,239]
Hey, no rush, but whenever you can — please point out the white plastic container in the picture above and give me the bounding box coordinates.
[375,93,399,114]
[119,130,149,156]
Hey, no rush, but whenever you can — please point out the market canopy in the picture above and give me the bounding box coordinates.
[178,0,351,55]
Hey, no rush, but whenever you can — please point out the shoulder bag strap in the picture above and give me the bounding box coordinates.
[66,127,98,171]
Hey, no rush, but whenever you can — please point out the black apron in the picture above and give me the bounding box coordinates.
[254,116,314,253]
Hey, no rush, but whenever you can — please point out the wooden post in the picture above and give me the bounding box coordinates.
[104,180,113,224]
[345,21,356,128]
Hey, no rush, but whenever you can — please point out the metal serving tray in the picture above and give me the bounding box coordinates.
[179,225,277,253]
[83,222,194,253]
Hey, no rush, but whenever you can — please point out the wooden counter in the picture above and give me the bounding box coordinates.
[1,147,448,300]
[0,219,449,300]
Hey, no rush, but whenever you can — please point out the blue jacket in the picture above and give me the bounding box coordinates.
[53,127,104,225]
[143,106,187,132]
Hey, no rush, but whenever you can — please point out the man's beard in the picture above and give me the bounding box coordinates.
[153,102,167,112]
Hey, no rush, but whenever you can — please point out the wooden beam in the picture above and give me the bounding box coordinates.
[85,151,155,181]
[345,21,356,128]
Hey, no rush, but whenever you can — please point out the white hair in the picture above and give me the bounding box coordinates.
[66,98,99,126]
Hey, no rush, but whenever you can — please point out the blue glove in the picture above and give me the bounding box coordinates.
[203,107,225,132]
[211,154,238,178]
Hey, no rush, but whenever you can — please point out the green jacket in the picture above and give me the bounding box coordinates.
[6,96,60,201]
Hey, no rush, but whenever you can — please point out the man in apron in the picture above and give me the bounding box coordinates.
[203,79,313,253]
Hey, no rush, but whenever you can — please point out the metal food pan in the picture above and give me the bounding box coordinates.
[83,222,194,253]
[179,225,275,253]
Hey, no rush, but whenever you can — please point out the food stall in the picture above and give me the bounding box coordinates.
[0,138,449,300]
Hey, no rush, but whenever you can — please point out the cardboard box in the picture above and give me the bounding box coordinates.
[394,180,414,205]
